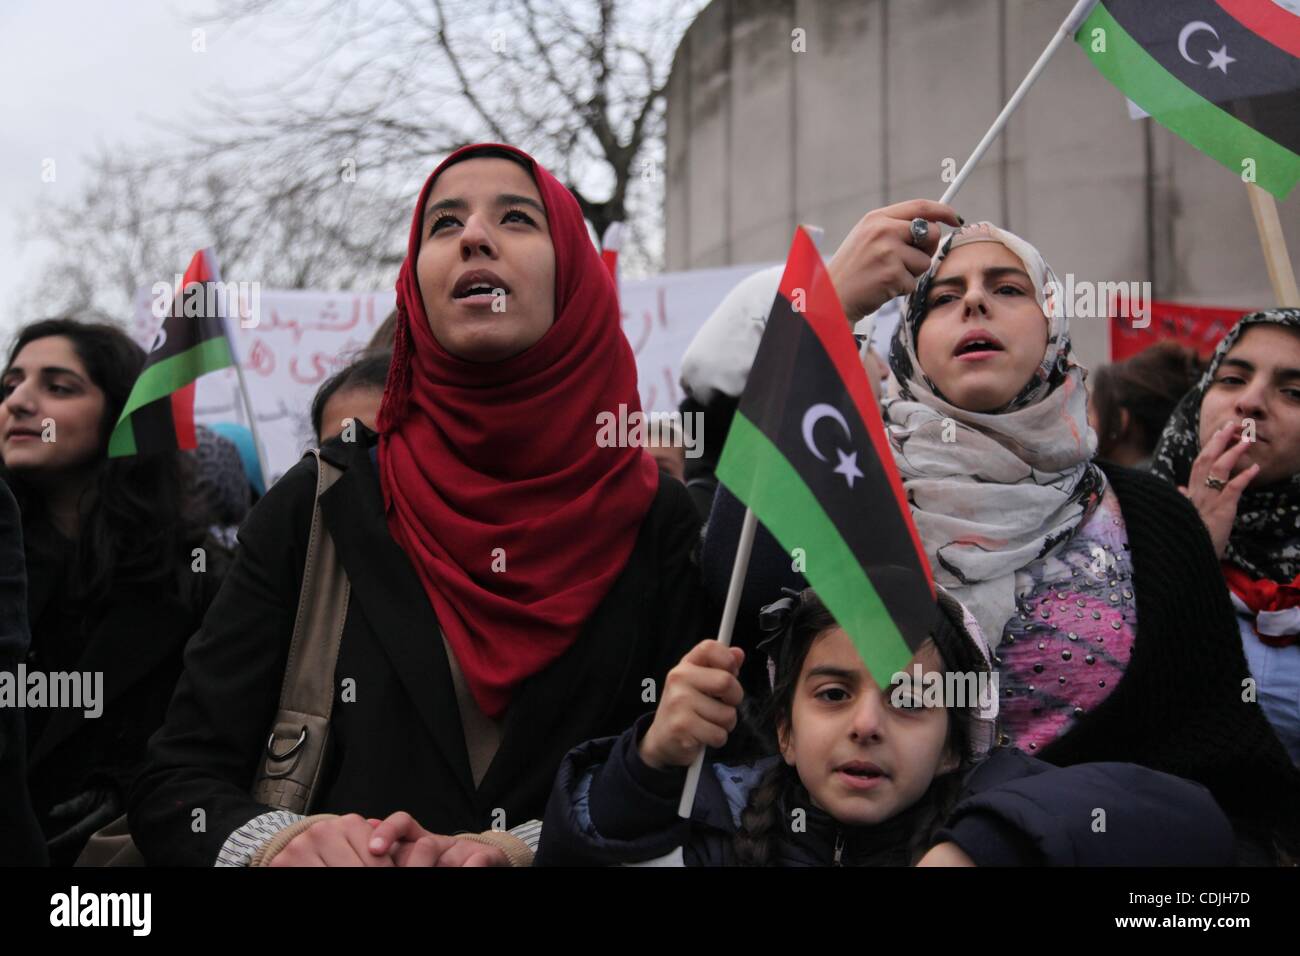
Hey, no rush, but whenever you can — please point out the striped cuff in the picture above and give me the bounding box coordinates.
[507,819,542,854]
[249,814,338,867]
[214,809,306,867]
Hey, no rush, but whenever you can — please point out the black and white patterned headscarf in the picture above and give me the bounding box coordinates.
[883,223,1105,642]
[1151,308,1300,583]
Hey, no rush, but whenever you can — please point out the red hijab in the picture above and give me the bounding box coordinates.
[377,144,659,718]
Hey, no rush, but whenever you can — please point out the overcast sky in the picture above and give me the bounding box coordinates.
[0,1,290,339]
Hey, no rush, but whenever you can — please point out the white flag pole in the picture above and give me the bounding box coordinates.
[204,249,272,486]
[939,0,1100,205]
[677,505,758,818]
[225,320,272,487]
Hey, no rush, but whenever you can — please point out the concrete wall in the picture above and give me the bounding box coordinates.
[664,0,1300,372]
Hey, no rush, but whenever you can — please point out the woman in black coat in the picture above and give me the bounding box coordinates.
[0,477,45,865]
[129,144,711,867]
[1,319,226,866]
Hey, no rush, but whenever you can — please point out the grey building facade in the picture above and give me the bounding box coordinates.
[663,0,1300,370]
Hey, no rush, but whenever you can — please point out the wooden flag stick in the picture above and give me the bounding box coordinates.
[678,505,758,818]
[1245,183,1300,308]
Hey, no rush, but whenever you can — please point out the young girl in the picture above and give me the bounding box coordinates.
[536,588,1234,866]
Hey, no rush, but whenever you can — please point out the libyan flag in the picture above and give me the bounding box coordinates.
[715,228,937,683]
[1076,0,1300,198]
[108,249,235,457]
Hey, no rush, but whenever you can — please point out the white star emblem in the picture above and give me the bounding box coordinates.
[1206,44,1234,74]
[833,448,864,489]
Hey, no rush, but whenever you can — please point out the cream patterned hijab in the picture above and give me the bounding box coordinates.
[884,223,1106,642]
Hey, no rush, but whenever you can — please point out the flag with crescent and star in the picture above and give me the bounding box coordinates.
[1075,0,1300,198]
[108,248,235,458]
[715,227,937,682]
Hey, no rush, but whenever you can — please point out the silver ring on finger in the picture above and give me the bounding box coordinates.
[909,217,929,248]
[1204,474,1227,491]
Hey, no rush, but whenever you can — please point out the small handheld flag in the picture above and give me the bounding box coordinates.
[1076,0,1300,198]
[716,227,938,680]
[675,227,939,822]
[109,249,236,458]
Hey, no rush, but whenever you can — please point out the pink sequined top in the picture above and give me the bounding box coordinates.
[995,486,1137,753]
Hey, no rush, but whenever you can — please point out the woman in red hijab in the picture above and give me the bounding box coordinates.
[128,145,712,867]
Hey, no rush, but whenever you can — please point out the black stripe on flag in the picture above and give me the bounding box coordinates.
[741,293,934,638]
[1103,0,1300,154]
[130,395,178,455]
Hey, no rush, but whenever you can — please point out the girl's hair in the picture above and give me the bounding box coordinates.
[1092,342,1202,462]
[732,589,975,866]
[310,350,392,441]
[2,318,198,611]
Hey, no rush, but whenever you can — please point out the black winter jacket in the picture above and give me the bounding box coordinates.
[537,714,1236,867]
[129,430,710,865]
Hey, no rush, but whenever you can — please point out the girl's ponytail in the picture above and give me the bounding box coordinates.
[733,761,795,866]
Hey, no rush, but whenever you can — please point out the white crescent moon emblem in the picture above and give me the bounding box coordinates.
[801,403,851,462]
[1178,20,1220,65]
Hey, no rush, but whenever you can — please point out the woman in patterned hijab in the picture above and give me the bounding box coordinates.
[1151,308,1300,762]
[1152,308,1300,584]
[884,222,1105,648]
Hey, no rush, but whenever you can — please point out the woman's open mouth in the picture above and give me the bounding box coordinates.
[452,269,511,307]
[953,330,1006,362]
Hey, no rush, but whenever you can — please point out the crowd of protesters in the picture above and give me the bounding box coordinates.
[0,143,1297,869]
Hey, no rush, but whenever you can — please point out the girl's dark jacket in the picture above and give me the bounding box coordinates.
[702,462,1300,860]
[536,714,1236,867]
[129,428,709,865]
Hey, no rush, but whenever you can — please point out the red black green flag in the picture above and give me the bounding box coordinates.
[1076,0,1300,198]
[715,227,937,682]
[108,248,235,457]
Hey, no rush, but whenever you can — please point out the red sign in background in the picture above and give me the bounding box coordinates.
[1110,300,1252,362]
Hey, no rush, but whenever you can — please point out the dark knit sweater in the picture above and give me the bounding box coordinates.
[701,461,1300,860]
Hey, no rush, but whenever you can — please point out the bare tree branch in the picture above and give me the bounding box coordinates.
[23,0,704,323]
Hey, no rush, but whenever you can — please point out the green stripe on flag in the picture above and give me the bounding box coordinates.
[108,336,234,457]
[1080,4,1300,198]
[108,421,137,458]
[718,412,914,682]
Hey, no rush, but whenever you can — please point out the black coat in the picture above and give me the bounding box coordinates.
[128,429,711,865]
[536,714,1236,866]
[0,478,44,866]
[21,515,227,867]
[701,462,1300,859]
